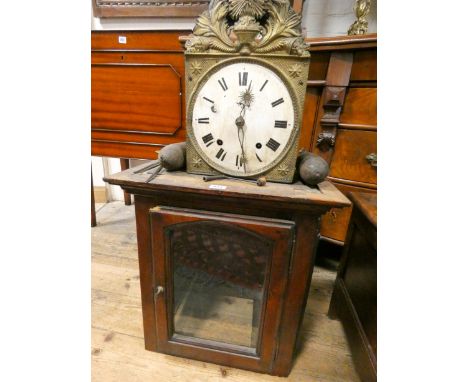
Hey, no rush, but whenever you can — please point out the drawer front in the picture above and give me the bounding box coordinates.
[340,88,377,126]
[91,52,184,73]
[329,129,377,185]
[350,49,377,82]
[92,65,182,133]
[321,183,375,243]
[91,31,188,51]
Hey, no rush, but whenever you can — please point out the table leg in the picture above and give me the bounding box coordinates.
[91,166,97,227]
[120,158,132,205]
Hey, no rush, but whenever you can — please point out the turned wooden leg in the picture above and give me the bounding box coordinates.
[120,158,132,205]
[91,166,97,227]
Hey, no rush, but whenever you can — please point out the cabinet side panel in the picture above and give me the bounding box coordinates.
[272,214,320,376]
[134,196,158,350]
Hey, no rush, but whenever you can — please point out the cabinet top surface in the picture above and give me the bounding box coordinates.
[104,164,351,210]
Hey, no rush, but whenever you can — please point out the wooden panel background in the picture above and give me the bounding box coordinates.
[91,31,189,159]
[92,65,182,133]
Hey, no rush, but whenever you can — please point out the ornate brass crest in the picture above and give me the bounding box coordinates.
[185,0,309,57]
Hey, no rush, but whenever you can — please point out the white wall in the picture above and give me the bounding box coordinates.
[91,0,377,201]
[302,0,377,37]
[91,157,125,201]
[92,16,195,31]
[91,156,105,187]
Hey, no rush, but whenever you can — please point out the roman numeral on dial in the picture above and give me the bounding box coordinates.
[235,155,245,168]
[198,117,210,124]
[271,98,284,107]
[239,72,248,86]
[266,138,281,152]
[202,133,214,147]
[260,80,268,92]
[218,78,228,91]
[274,120,287,129]
[216,148,226,161]
[203,97,214,104]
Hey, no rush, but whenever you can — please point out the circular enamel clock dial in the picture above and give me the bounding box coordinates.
[190,61,296,177]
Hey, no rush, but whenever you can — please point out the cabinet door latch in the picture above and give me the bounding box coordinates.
[154,286,164,298]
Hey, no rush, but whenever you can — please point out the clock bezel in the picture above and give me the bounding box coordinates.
[186,57,300,178]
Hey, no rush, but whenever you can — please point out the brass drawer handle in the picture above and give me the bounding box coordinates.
[366,153,377,167]
[316,132,336,150]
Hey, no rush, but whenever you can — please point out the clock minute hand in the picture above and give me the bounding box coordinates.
[236,83,255,173]
[235,113,247,173]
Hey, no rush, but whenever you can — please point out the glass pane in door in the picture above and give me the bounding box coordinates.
[169,221,272,349]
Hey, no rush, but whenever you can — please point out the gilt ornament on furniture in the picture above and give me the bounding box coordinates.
[348,0,371,35]
[185,0,310,183]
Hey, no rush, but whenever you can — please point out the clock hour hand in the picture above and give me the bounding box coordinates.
[239,81,254,109]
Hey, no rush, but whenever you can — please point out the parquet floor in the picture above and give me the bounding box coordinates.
[91,202,360,382]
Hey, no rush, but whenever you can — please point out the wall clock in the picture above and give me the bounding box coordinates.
[184,0,310,183]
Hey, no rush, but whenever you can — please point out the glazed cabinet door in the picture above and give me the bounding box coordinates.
[149,206,295,373]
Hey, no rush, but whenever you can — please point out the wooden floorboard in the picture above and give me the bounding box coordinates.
[92,202,360,381]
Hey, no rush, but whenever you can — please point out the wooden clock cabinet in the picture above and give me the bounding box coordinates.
[104,166,350,376]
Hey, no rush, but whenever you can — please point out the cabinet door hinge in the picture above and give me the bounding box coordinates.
[288,236,297,275]
[273,343,280,363]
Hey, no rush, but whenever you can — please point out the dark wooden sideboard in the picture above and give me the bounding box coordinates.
[91,31,377,242]
[303,34,377,244]
[329,192,377,381]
